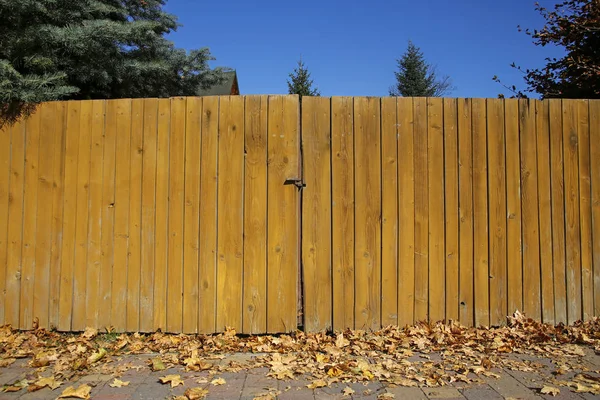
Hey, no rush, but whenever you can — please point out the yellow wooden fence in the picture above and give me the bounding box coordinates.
[0,96,599,333]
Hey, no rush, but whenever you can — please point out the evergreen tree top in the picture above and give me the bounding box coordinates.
[287,58,320,97]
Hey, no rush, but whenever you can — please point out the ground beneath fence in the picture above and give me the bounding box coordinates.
[1,312,600,400]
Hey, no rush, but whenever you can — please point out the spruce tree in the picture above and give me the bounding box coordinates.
[0,0,226,126]
[287,58,320,97]
[389,41,452,97]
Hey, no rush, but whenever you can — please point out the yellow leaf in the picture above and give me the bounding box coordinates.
[87,348,107,364]
[151,357,166,371]
[184,387,209,400]
[0,358,16,367]
[211,378,226,386]
[3,386,22,393]
[82,327,98,339]
[342,386,355,396]
[58,384,92,399]
[159,375,184,388]
[315,354,327,363]
[540,386,560,396]
[109,379,130,388]
[327,366,343,377]
[31,376,62,391]
[378,394,395,399]
[307,379,327,389]
[336,333,350,348]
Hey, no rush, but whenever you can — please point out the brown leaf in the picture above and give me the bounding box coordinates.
[184,387,209,400]
[342,386,355,396]
[82,327,98,339]
[159,374,184,388]
[211,378,226,386]
[3,386,22,393]
[336,333,350,348]
[540,386,560,396]
[307,379,327,389]
[0,358,16,367]
[58,384,92,399]
[109,379,130,388]
[378,394,395,399]
[29,376,62,391]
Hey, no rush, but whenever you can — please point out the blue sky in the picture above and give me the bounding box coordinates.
[164,0,563,98]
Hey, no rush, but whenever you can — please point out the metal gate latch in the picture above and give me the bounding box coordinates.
[283,178,306,191]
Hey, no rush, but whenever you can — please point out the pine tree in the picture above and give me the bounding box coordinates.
[389,41,452,97]
[287,58,320,97]
[0,0,227,126]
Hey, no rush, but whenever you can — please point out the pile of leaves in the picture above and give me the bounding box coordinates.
[1,311,599,399]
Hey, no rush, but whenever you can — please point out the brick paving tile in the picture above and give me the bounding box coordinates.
[384,386,428,399]
[483,373,540,399]
[422,386,465,399]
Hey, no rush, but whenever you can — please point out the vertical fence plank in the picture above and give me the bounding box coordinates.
[217,96,245,332]
[85,100,105,329]
[331,97,355,330]
[267,95,300,333]
[549,99,567,324]
[58,102,81,331]
[563,99,582,324]
[243,96,268,334]
[49,103,66,329]
[458,99,474,326]
[427,98,445,323]
[302,96,332,332]
[577,100,593,321]
[183,97,202,333]
[140,99,158,332]
[198,96,218,334]
[166,97,186,333]
[444,98,459,323]
[590,100,600,317]
[0,120,11,326]
[505,99,523,316]
[487,99,507,326]
[536,100,555,324]
[520,99,541,321]
[99,101,117,330]
[472,98,489,327]
[71,101,93,331]
[112,99,132,331]
[126,99,144,332]
[381,97,398,327]
[413,97,429,323]
[153,99,170,331]
[397,97,415,327]
[20,110,41,329]
[353,97,381,330]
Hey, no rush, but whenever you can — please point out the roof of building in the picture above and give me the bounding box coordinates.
[197,71,239,96]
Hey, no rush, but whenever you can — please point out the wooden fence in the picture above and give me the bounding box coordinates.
[0,96,599,333]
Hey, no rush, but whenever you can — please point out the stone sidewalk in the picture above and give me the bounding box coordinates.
[1,349,599,400]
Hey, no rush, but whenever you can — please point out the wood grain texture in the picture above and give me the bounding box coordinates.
[153,99,170,331]
[536,100,554,324]
[85,100,105,329]
[413,97,429,323]
[19,111,41,329]
[589,100,600,318]
[458,99,474,326]
[505,99,523,316]
[576,100,593,321]
[198,96,218,334]
[562,99,582,325]
[126,99,144,332]
[302,96,332,331]
[182,97,202,333]
[331,97,355,330]
[166,97,186,333]
[443,98,459,323]
[381,97,398,327]
[353,97,381,331]
[549,99,567,324]
[216,96,245,332]
[397,97,415,327]
[140,98,158,332]
[243,96,268,334]
[472,98,489,327]
[0,120,10,326]
[486,98,507,326]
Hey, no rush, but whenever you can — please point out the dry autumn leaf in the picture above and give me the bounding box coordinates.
[87,348,107,364]
[342,386,355,396]
[159,374,184,388]
[109,379,130,388]
[540,385,560,396]
[29,376,62,391]
[0,358,16,367]
[378,393,395,399]
[307,379,327,389]
[58,384,92,399]
[151,357,166,371]
[211,377,226,386]
[184,387,209,400]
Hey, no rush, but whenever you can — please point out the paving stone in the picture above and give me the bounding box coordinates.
[461,385,504,400]
[384,386,428,399]
[484,373,540,399]
[422,387,465,399]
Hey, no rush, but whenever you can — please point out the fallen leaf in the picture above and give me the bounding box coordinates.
[3,386,22,393]
[252,394,277,400]
[29,376,62,391]
[159,375,184,388]
[378,394,395,399]
[211,378,226,386]
[307,379,327,389]
[185,387,209,400]
[58,384,92,399]
[87,348,107,364]
[109,379,130,388]
[82,327,98,339]
[195,378,209,384]
[540,386,560,396]
[336,333,350,348]
[151,357,166,371]
[342,386,355,396]
[0,358,16,367]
